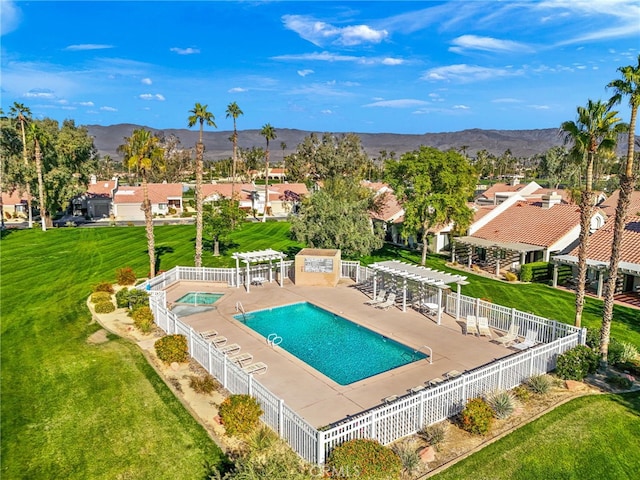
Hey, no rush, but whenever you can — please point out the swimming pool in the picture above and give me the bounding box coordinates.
[175,292,223,306]
[234,302,426,385]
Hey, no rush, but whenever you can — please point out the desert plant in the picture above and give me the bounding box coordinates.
[218,394,263,438]
[94,300,115,314]
[417,422,447,450]
[327,438,402,480]
[459,398,494,435]
[512,385,531,402]
[392,439,421,477]
[504,271,518,282]
[92,281,114,294]
[556,345,599,381]
[132,306,154,334]
[126,290,149,312]
[116,266,137,285]
[526,374,552,394]
[608,338,639,365]
[115,288,130,308]
[188,374,219,395]
[485,390,517,419]
[154,334,188,364]
[90,291,112,303]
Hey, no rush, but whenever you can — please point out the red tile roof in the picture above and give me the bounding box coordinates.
[598,190,640,217]
[87,180,117,196]
[1,190,31,205]
[472,201,582,247]
[370,191,404,222]
[569,215,640,265]
[480,183,524,199]
[113,183,183,204]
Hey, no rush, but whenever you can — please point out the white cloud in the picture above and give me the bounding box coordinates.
[297,69,314,77]
[449,35,532,53]
[321,109,333,114]
[528,104,550,110]
[228,87,247,93]
[78,101,94,107]
[273,51,394,66]
[141,78,152,85]
[139,94,165,101]
[364,99,430,108]
[422,64,522,82]
[282,14,388,47]
[100,106,117,112]
[65,44,114,51]
[169,47,200,55]
[492,98,521,104]
[1,1,21,36]
[453,104,470,110]
[24,89,55,99]
[382,57,404,66]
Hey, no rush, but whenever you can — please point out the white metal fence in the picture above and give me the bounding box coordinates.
[139,264,585,465]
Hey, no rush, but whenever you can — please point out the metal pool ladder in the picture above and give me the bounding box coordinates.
[267,333,283,347]
[235,301,247,322]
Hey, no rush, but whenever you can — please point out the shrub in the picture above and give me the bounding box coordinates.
[485,390,517,419]
[154,334,188,364]
[556,345,599,381]
[94,300,115,314]
[605,374,633,390]
[391,439,421,477]
[92,281,114,294]
[90,291,112,303]
[417,422,447,450]
[132,306,154,334]
[519,262,550,283]
[188,374,219,395]
[512,385,531,402]
[460,398,494,435]
[115,288,130,308]
[116,266,137,285]
[608,339,639,365]
[327,438,402,480]
[218,394,263,438]
[504,271,518,282]
[126,290,150,312]
[585,328,601,350]
[526,374,552,394]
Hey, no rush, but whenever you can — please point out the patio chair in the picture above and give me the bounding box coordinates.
[243,362,268,375]
[476,316,493,337]
[229,352,253,367]
[218,343,241,355]
[209,335,228,347]
[465,315,477,335]
[364,289,387,305]
[494,323,519,346]
[199,329,218,339]
[375,292,397,310]
[512,329,538,351]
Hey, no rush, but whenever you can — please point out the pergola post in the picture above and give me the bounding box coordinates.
[372,272,378,299]
[402,277,407,313]
[467,245,472,268]
[279,256,284,287]
[552,263,558,287]
[451,243,456,263]
[520,251,526,268]
[597,269,604,298]
[246,261,251,293]
[235,256,240,288]
[456,283,461,320]
[436,287,443,325]
[268,259,273,283]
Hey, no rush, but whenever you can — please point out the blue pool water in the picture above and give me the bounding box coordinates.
[234,302,426,385]
[176,292,223,305]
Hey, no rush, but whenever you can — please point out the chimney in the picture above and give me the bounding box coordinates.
[90,174,97,185]
[510,176,520,186]
[541,192,562,209]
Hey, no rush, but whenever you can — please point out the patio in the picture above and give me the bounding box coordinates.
[165,278,515,427]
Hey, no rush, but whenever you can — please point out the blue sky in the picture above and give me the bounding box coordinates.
[1,1,638,134]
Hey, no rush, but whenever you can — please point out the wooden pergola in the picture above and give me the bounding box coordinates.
[231,249,287,292]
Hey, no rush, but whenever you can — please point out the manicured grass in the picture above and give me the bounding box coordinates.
[361,244,640,348]
[432,392,640,480]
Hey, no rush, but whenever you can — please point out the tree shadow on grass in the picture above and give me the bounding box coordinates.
[155,245,174,273]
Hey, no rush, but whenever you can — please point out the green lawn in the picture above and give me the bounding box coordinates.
[432,392,640,480]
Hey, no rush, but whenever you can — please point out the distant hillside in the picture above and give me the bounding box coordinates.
[87,124,633,162]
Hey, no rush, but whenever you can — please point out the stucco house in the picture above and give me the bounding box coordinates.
[112,183,184,221]
[72,175,118,218]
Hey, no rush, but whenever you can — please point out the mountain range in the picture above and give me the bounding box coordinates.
[87,124,633,162]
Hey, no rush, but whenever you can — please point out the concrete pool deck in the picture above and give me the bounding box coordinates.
[166,279,515,428]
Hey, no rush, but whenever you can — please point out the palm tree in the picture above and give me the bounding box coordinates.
[225,102,243,200]
[188,103,216,268]
[260,123,277,222]
[117,129,164,278]
[560,99,626,327]
[9,103,33,228]
[600,55,640,367]
[26,122,47,231]
[280,141,287,183]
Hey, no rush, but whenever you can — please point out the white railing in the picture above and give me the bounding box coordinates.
[139,265,586,465]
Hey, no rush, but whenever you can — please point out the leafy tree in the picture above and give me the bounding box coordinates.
[188,103,216,268]
[538,146,573,189]
[290,177,384,257]
[260,123,276,222]
[226,102,243,200]
[601,54,640,366]
[153,133,192,183]
[561,100,627,327]
[117,129,164,277]
[9,102,33,227]
[280,141,287,182]
[238,146,265,180]
[203,199,245,256]
[385,146,476,265]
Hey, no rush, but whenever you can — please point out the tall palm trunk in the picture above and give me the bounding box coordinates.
[574,151,595,327]
[19,122,33,228]
[262,149,270,222]
[34,138,46,231]
[231,129,237,200]
[600,103,637,366]
[195,141,204,267]
[142,176,155,278]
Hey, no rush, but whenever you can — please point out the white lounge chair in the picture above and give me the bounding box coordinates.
[465,315,477,335]
[229,352,253,367]
[477,316,492,337]
[218,343,241,355]
[364,289,387,305]
[200,329,218,339]
[512,329,538,351]
[243,362,268,375]
[495,323,519,346]
[375,293,397,310]
[209,335,227,347]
